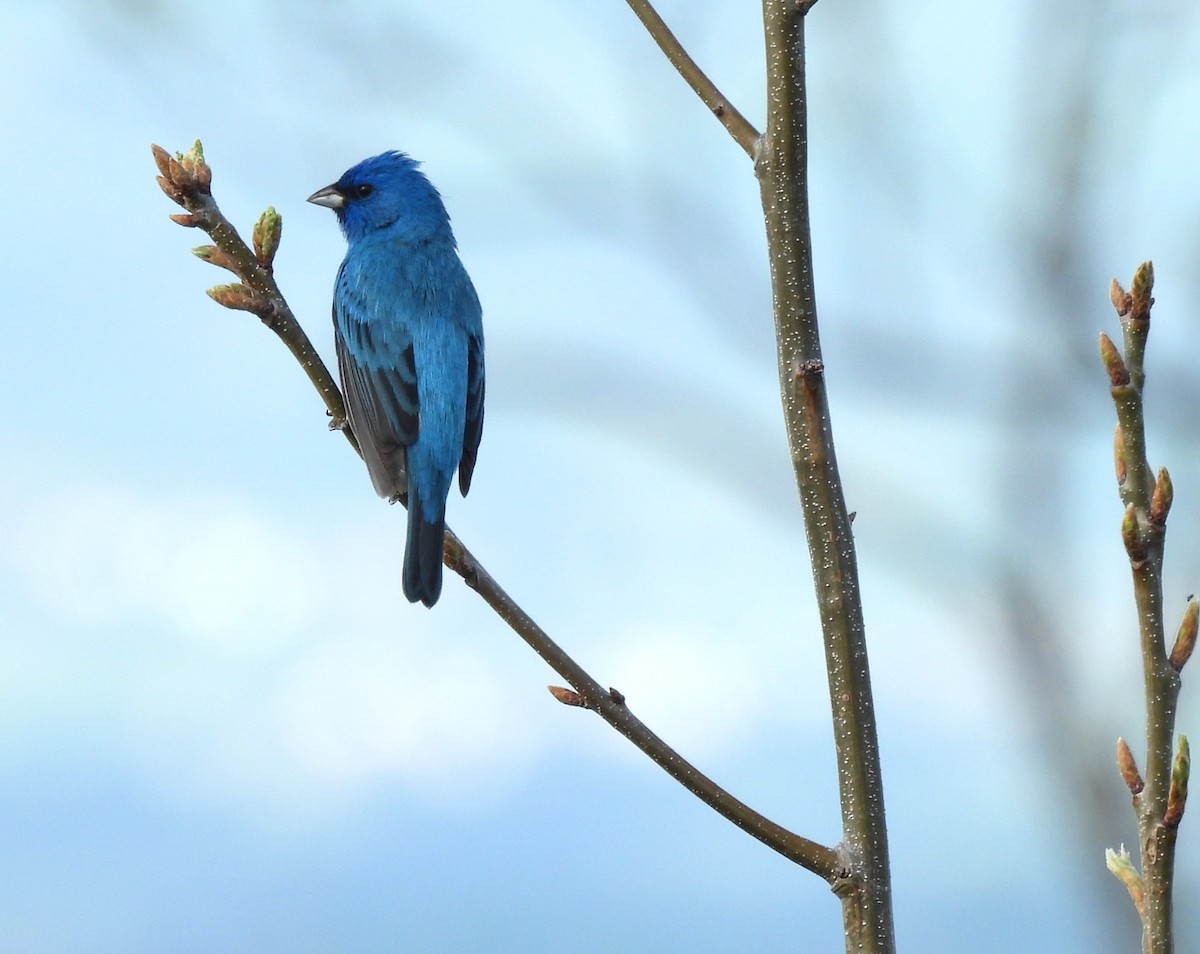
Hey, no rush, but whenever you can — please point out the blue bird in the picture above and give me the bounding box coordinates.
[308,152,484,607]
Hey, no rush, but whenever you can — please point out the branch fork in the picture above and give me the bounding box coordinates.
[153,139,838,881]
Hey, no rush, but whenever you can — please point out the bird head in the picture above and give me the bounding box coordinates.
[307,151,453,246]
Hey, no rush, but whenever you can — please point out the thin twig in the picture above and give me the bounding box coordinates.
[449,541,840,874]
[152,140,839,881]
[152,143,357,450]
[623,0,760,157]
[1105,264,1186,954]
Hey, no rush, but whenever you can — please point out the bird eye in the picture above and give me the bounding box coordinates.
[354,184,374,198]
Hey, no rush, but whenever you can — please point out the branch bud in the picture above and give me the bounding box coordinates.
[1149,467,1173,527]
[1110,278,1131,316]
[1130,261,1154,321]
[1121,505,1145,566]
[1106,845,1144,918]
[194,155,212,195]
[1113,425,1128,490]
[1117,738,1145,795]
[168,213,199,228]
[548,685,585,707]
[155,174,185,205]
[1166,735,1190,828]
[1170,599,1198,673]
[206,283,258,313]
[150,143,174,179]
[1099,333,1130,387]
[179,140,212,195]
[253,206,283,267]
[150,141,211,205]
[192,244,239,275]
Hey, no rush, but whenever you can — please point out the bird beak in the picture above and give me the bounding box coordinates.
[307,184,345,210]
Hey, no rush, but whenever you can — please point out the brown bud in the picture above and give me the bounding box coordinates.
[194,156,212,195]
[192,244,240,274]
[152,141,211,204]
[150,143,174,178]
[155,175,185,205]
[1110,278,1130,316]
[1117,737,1144,795]
[1171,599,1198,673]
[168,213,199,227]
[206,283,258,313]
[548,685,585,707]
[164,152,186,186]
[1099,333,1130,387]
[1149,467,1173,527]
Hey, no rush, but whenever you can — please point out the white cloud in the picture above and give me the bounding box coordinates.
[270,637,540,804]
[1,476,551,820]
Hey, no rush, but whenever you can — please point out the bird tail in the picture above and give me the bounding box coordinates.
[403,487,446,608]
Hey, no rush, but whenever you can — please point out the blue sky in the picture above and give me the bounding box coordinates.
[3,1,1200,951]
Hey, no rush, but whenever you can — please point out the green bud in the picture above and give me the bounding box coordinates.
[174,140,211,196]
[1166,735,1190,828]
[253,207,283,267]
[1121,505,1145,566]
[1130,261,1154,320]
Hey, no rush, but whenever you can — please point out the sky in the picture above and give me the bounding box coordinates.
[3,0,1200,951]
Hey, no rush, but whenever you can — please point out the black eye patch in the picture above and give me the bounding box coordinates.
[353,183,374,199]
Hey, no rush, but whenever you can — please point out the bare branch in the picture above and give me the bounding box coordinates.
[1103,263,1185,952]
[151,140,839,881]
[623,0,760,157]
[756,2,895,948]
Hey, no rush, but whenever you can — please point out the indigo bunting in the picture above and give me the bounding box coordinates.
[308,152,484,607]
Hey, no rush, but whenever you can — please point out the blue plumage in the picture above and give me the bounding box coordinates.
[308,152,484,607]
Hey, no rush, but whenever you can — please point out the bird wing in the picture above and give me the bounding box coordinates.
[458,330,485,497]
[333,286,419,501]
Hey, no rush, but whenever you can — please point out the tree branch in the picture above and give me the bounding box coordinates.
[1104,264,1188,954]
[623,0,760,157]
[152,144,355,448]
[622,3,896,948]
[152,140,839,881]
[755,4,895,951]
